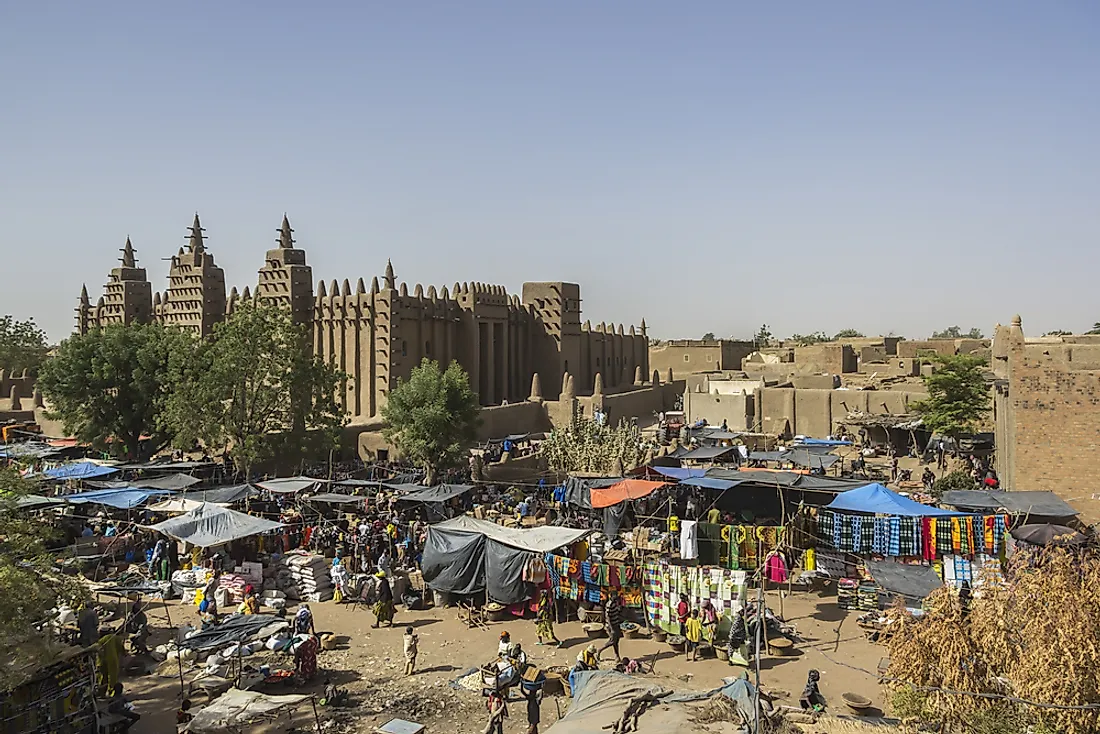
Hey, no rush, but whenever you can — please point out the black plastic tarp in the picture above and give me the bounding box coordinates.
[179,614,288,651]
[564,477,622,510]
[396,484,475,504]
[485,539,532,604]
[421,528,486,597]
[865,560,942,601]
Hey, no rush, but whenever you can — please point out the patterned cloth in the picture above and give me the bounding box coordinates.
[888,517,901,558]
[850,516,864,553]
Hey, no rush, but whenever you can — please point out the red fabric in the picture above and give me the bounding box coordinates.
[676,601,689,623]
[921,518,934,561]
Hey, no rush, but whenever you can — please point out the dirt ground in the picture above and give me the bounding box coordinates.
[122,585,893,734]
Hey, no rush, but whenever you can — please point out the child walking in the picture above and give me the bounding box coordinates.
[403,626,418,676]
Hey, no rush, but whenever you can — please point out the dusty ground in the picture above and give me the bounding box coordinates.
[122,586,892,733]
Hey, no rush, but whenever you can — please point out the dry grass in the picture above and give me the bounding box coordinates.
[885,548,1100,733]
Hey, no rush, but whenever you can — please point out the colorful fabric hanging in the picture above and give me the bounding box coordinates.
[873,517,889,554]
[888,517,901,557]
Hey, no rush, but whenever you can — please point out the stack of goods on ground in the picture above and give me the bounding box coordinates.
[266,550,334,602]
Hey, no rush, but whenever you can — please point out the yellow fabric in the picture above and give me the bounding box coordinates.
[951,518,962,553]
[803,548,816,572]
[668,516,680,533]
[706,508,721,525]
[685,617,703,643]
[928,519,937,555]
[97,633,123,691]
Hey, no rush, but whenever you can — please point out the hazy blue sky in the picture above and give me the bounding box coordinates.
[3,2,1097,342]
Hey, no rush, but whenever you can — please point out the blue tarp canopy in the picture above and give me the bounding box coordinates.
[827,483,958,517]
[65,487,174,509]
[680,476,743,491]
[650,467,707,481]
[794,438,852,446]
[41,462,120,480]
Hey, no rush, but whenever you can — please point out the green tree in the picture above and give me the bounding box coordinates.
[701,332,716,341]
[0,315,49,374]
[790,331,829,345]
[168,302,347,476]
[382,358,481,484]
[1087,322,1100,335]
[38,323,189,459]
[932,326,985,339]
[913,354,990,438]
[753,324,772,346]
[1044,330,1072,337]
[0,469,89,688]
[833,328,865,340]
[932,468,976,496]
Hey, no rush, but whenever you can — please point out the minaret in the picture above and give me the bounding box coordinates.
[162,213,226,337]
[255,214,314,322]
[75,283,94,334]
[98,236,153,328]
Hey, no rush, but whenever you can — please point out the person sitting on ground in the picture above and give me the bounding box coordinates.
[575,644,600,672]
[238,589,259,615]
[498,631,512,657]
[506,642,527,667]
[108,683,140,731]
[799,669,826,711]
[176,699,193,727]
[295,604,315,636]
[613,656,648,674]
[125,601,149,655]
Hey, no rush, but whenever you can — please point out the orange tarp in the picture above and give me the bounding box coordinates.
[590,479,667,509]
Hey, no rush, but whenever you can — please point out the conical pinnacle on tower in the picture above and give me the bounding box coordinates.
[121,236,136,267]
[528,373,543,402]
[593,372,604,395]
[187,213,206,253]
[384,260,396,290]
[277,214,295,249]
[79,284,90,305]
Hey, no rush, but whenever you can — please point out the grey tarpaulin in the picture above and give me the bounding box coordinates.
[865,560,943,601]
[423,518,592,604]
[564,477,622,510]
[395,484,475,504]
[186,689,311,733]
[421,528,486,597]
[256,477,321,494]
[90,473,202,491]
[184,484,259,505]
[545,671,756,734]
[179,614,288,651]
[307,493,367,505]
[148,503,284,548]
[940,490,1079,518]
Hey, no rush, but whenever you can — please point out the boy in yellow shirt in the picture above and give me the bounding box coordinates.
[685,609,703,662]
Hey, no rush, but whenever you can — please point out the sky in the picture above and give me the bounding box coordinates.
[2,2,1098,343]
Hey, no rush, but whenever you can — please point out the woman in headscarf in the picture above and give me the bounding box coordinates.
[535,589,561,647]
[238,587,259,615]
[96,628,124,693]
[371,571,395,628]
[295,635,319,681]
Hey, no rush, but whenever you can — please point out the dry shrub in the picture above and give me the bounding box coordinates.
[885,548,1100,733]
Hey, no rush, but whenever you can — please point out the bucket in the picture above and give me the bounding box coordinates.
[583,623,606,639]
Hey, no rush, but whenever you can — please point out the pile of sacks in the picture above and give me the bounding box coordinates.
[266,551,334,602]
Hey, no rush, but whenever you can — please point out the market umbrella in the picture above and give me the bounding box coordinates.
[1010,523,1086,547]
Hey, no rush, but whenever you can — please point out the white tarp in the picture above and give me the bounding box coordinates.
[185,689,310,732]
[431,515,592,553]
[148,503,283,548]
[149,497,227,513]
